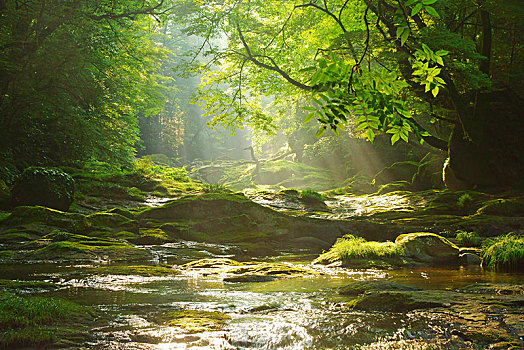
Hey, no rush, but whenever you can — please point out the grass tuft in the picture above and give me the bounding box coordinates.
[317,234,403,264]
[481,234,524,272]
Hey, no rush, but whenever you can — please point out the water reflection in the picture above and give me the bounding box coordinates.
[1,262,522,349]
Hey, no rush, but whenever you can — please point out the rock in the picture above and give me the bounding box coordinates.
[128,228,171,245]
[395,232,459,263]
[11,167,75,211]
[181,258,244,269]
[346,291,444,312]
[458,283,524,295]
[372,161,419,187]
[180,258,319,282]
[290,236,331,250]
[162,310,230,333]
[1,206,89,233]
[26,232,151,262]
[339,280,422,296]
[86,212,139,234]
[459,252,481,266]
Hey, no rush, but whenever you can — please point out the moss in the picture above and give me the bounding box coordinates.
[0,291,94,349]
[476,198,524,216]
[89,265,178,277]
[458,283,524,296]
[481,234,524,272]
[0,232,36,243]
[182,258,245,269]
[1,206,89,233]
[0,279,57,291]
[163,310,230,333]
[86,212,139,233]
[128,228,171,245]
[27,232,151,261]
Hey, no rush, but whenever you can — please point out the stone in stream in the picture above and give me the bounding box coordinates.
[179,258,319,282]
[395,232,460,264]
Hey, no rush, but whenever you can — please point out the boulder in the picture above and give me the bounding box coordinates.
[395,232,459,263]
[459,252,481,266]
[11,167,74,211]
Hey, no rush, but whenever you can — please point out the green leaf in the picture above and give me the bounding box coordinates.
[367,129,376,142]
[435,50,449,56]
[405,0,419,6]
[432,86,439,97]
[421,0,437,5]
[411,3,423,16]
[299,66,317,73]
[424,5,440,18]
[391,133,400,145]
[303,113,315,124]
[436,56,444,66]
[400,28,410,46]
[302,106,317,111]
[354,122,368,132]
[315,126,327,138]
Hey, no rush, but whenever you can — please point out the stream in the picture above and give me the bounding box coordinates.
[2,246,522,349]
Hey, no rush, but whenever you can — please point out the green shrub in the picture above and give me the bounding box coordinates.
[481,234,524,272]
[11,167,75,211]
[455,230,483,247]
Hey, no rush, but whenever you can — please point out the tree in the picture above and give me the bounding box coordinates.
[172,0,524,188]
[0,0,171,171]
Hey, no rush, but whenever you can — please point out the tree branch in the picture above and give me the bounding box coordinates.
[235,22,313,91]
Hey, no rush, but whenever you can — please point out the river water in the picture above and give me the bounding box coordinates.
[2,251,522,350]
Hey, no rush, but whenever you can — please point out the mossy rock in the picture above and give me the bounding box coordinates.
[181,258,319,282]
[89,265,178,277]
[136,193,256,222]
[162,310,230,333]
[86,212,139,234]
[105,208,135,219]
[128,228,171,245]
[181,258,245,269]
[476,198,524,217]
[1,206,89,233]
[339,280,422,296]
[395,232,459,263]
[26,232,151,262]
[11,167,75,211]
[346,291,444,312]
[458,283,524,296]
[372,161,419,187]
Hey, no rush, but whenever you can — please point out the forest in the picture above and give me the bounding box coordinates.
[0,0,522,349]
